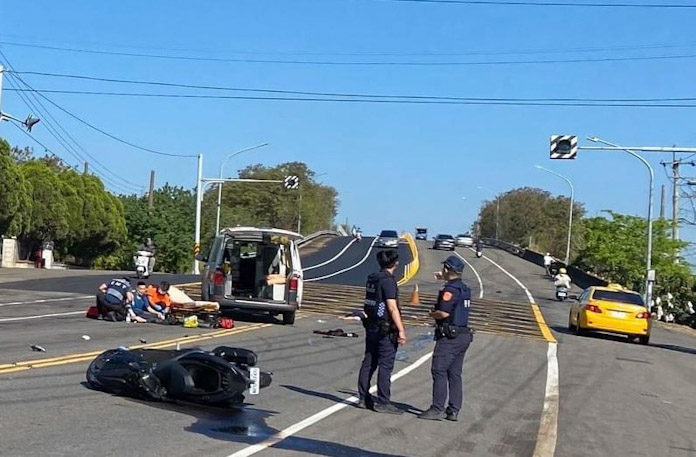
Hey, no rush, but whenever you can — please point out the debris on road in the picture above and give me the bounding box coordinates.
[313,329,358,338]
[30,345,46,352]
[81,335,91,341]
[139,338,147,344]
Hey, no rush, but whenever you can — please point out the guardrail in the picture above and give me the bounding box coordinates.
[296,230,341,247]
[398,233,420,286]
[481,237,608,290]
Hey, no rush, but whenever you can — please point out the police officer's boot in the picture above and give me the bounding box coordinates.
[445,407,458,422]
[418,406,444,421]
[373,402,403,415]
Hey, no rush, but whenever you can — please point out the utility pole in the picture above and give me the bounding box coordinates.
[672,151,679,240]
[148,170,155,210]
[660,184,665,219]
[659,155,696,241]
[83,162,89,175]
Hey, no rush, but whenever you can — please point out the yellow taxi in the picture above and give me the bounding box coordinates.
[568,284,652,344]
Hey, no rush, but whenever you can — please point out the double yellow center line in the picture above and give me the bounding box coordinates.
[0,323,271,376]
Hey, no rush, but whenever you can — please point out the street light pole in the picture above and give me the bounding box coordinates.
[535,165,575,266]
[215,143,269,235]
[194,153,203,275]
[588,136,655,307]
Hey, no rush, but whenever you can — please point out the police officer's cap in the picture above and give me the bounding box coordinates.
[442,256,465,273]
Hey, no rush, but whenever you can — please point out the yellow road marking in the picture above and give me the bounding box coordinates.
[532,304,557,343]
[0,323,270,376]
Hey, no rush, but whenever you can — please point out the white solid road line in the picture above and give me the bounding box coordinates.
[478,249,559,457]
[475,250,534,304]
[305,237,377,282]
[0,295,93,308]
[454,251,484,299]
[302,238,357,272]
[227,352,434,457]
[535,343,560,457]
[0,310,85,322]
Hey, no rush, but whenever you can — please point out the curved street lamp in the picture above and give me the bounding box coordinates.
[215,143,269,234]
[588,136,655,307]
[535,165,575,266]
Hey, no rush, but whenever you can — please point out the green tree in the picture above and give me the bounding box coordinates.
[106,185,195,273]
[19,160,70,248]
[0,139,32,236]
[574,212,691,301]
[201,161,338,240]
[478,187,585,260]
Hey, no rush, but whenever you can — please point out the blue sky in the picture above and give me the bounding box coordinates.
[1,0,696,253]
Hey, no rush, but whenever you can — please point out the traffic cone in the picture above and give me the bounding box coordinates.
[410,284,420,305]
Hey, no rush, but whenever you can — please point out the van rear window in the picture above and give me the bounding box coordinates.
[591,290,644,306]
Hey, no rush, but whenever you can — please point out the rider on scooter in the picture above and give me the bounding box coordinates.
[553,268,571,289]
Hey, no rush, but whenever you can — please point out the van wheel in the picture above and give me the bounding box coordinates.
[282,311,296,325]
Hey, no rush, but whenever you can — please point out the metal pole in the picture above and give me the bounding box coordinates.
[587,137,654,307]
[148,170,155,210]
[215,143,269,235]
[0,66,4,117]
[535,165,575,265]
[194,154,203,275]
[672,151,679,240]
[660,184,665,219]
[297,187,303,234]
[496,198,500,240]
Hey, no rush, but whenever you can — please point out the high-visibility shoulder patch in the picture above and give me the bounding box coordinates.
[442,291,453,301]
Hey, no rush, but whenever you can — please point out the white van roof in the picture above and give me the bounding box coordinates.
[220,226,303,240]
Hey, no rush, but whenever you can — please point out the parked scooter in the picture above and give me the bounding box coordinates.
[134,250,154,279]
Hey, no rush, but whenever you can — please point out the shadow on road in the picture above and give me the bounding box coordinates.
[85,386,402,456]
[221,309,284,325]
[281,385,421,416]
[651,343,696,356]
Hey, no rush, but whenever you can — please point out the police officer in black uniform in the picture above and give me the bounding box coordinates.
[419,255,473,421]
[96,277,134,321]
[357,249,407,414]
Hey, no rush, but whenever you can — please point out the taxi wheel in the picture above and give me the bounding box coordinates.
[574,319,586,336]
[568,315,576,332]
[638,335,650,345]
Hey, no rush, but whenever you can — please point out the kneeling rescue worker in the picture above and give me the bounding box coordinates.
[357,249,407,414]
[419,255,473,421]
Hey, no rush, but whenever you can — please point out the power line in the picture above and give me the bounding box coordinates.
[8,71,696,103]
[3,37,696,57]
[375,0,696,8]
[4,72,144,190]
[7,87,696,108]
[9,121,139,195]
[3,41,696,65]
[1,56,144,192]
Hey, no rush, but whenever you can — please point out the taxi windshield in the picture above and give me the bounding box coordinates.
[592,290,644,306]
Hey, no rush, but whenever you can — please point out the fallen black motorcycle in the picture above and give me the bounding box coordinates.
[86,346,271,407]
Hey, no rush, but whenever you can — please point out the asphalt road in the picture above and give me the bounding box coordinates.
[1,238,695,457]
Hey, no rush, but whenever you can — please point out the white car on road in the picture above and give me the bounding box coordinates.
[456,233,474,247]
